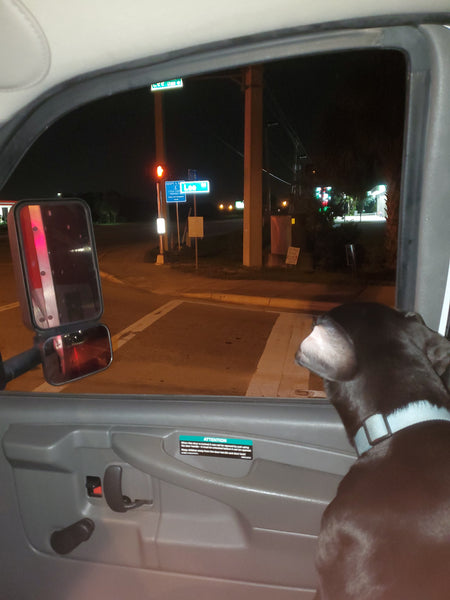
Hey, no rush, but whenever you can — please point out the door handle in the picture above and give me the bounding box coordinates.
[110,432,340,534]
[103,464,148,512]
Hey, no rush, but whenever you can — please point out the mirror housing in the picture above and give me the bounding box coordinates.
[7,198,112,386]
[8,198,103,330]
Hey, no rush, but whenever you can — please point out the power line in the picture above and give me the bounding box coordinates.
[264,82,308,159]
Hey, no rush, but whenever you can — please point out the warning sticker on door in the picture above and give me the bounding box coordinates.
[179,435,253,460]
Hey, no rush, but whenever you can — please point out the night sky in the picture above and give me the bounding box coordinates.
[1,49,406,218]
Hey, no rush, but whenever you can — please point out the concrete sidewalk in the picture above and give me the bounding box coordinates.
[99,251,396,313]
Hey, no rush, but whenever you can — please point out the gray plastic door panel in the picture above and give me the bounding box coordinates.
[0,394,354,599]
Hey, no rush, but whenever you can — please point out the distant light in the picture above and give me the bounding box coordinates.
[281,200,288,207]
[157,218,166,234]
[219,203,224,210]
[228,204,233,211]
[56,192,62,197]
[291,218,296,225]
[235,201,244,210]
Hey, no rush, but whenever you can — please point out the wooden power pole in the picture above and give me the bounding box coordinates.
[243,65,263,268]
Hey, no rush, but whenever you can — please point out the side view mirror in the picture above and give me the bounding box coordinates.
[41,324,112,386]
[6,198,112,385]
[8,199,103,330]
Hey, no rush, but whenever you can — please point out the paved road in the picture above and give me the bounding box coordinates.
[1,277,322,396]
[0,224,323,397]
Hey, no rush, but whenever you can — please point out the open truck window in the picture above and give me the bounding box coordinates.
[1,50,406,396]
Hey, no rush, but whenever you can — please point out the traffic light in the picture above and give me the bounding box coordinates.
[155,164,165,179]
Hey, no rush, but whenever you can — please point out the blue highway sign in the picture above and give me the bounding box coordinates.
[165,180,187,203]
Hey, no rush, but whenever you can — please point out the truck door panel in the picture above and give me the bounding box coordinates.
[0,394,353,599]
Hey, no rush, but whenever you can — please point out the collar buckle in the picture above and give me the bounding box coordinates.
[363,413,391,445]
[353,401,450,458]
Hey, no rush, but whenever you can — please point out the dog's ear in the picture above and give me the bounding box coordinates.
[403,311,426,325]
[403,311,450,393]
[295,318,358,381]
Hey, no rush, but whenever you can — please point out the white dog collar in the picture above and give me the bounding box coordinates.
[353,400,450,457]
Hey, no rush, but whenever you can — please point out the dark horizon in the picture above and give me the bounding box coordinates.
[1,49,406,220]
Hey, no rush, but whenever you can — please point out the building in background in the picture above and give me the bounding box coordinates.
[0,200,16,223]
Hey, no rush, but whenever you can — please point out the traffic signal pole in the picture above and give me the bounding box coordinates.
[154,92,169,252]
[155,178,165,264]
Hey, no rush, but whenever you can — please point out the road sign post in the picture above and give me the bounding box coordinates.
[150,78,183,253]
[188,217,204,269]
[182,179,210,269]
[165,181,187,251]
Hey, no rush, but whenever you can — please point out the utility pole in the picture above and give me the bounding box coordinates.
[243,65,263,268]
[154,92,169,251]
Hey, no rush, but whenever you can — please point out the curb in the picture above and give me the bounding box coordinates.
[181,291,340,312]
[99,269,394,312]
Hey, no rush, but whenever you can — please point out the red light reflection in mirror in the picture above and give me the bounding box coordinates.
[43,325,112,385]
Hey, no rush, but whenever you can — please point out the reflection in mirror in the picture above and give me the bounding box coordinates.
[18,200,102,329]
[41,324,112,385]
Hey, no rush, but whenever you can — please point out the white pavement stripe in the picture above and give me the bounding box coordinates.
[99,271,125,285]
[0,301,19,313]
[33,300,183,393]
[245,313,313,398]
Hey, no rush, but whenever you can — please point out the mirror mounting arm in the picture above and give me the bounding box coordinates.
[0,346,41,390]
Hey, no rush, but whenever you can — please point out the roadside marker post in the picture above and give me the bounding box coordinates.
[165,180,187,251]
[182,177,210,269]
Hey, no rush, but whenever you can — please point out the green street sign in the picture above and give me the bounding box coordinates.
[180,180,210,194]
[151,78,183,91]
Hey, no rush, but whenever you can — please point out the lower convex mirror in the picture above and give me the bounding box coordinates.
[41,324,112,385]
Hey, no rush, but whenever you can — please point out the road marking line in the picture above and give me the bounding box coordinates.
[99,270,125,285]
[246,313,315,398]
[33,299,183,393]
[0,301,19,313]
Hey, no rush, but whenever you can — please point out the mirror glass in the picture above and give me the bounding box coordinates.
[17,200,102,329]
[41,324,112,385]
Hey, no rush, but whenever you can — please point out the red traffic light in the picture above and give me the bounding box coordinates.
[155,164,165,179]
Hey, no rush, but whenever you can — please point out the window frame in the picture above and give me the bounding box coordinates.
[0,22,448,329]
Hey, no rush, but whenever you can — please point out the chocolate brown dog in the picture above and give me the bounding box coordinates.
[295,302,450,600]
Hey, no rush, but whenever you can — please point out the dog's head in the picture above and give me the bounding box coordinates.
[296,303,450,435]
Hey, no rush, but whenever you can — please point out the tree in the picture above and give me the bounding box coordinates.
[313,50,406,271]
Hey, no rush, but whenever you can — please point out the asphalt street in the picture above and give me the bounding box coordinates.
[0,222,393,396]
